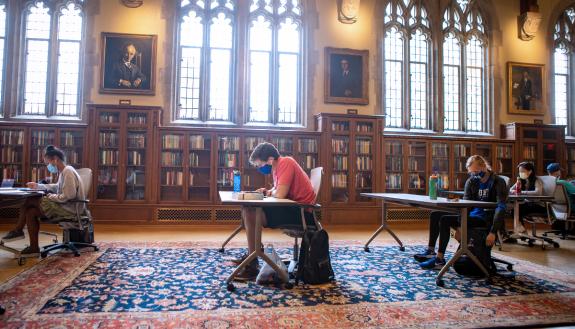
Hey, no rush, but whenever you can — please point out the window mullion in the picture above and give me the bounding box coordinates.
[460,38,466,132]
[271,19,278,125]
[200,16,210,122]
[570,54,575,136]
[46,6,58,117]
[404,31,410,129]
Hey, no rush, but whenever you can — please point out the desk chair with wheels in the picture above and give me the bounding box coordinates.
[40,168,98,258]
[495,175,510,251]
[522,176,559,249]
[544,184,575,240]
[279,167,323,275]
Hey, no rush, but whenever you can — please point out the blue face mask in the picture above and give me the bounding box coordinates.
[257,164,272,175]
[47,163,58,174]
[469,171,485,180]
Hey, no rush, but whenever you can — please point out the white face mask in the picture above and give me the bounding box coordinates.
[519,172,529,180]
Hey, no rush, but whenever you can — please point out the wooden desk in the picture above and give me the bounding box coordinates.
[0,189,43,264]
[361,193,498,286]
[219,191,296,290]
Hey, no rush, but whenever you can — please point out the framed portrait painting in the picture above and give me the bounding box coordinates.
[324,47,369,105]
[507,62,546,115]
[100,32,157,95]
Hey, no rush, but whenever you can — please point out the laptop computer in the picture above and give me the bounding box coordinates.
[1,178,15,188]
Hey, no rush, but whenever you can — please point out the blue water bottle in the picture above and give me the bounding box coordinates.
[233,170,241,192]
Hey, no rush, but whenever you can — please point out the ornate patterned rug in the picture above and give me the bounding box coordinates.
[1,241,574,328]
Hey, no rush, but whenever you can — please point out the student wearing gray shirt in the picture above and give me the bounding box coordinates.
[1,146,84,257]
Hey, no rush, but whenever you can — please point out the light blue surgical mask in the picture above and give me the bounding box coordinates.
[47,163,58,174]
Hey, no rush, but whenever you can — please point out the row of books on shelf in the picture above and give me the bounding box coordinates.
[190,135,209,149]
[127,114,147,125]
[356,156,372,171]
[127,151,145,166]
[298,139,317,153]
[332,139,348,154]
[432,144,449,157]
[98,168,118,184]
[31,131,54,145]
[386,174,402,189]
[31,167,54,183]
[356,122,373,132]
[99,113,119,124]
[219,137,240,151]
[162,169,184,186]
[1,148,21,163]
[408,144,426,156]
[454,144,470,158]
[271,138,293,153]
[332,122,349,132]
[431,160,449,172]
[496,146,513,158]
[1,166,20,180]
[61,132,82,147]
[100,150,119,165]
[355,172,372,188]
[127,134,146,148]
[356,140,372,154]
[333,156,348,170]
[523,145,537,159]
[245,137,266,152]
[409,159,425,171]
[1,130,24,145]
[409,174,425,189]
[218,152,238,168]
[189,153,201,167]
[162,152,183,166]
[386,157,403,171]
[385,143,402,155]
[332,173,347,188]
[162,135,182,149]
[299,155,316,170]
[217,168,236,187]
[99,132,118,148]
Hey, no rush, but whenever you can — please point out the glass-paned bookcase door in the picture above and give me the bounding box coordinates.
[542,142,558,173]
[385,141,403,192]
[160,133,184,201]
[243,136,266,191]
[431,142,450,191]
[60,130,84,169]
[125,130,147,200]
[30,129,56,183]
[189,134,212,201]
[331,136,349,202]
[454,143,471,190]
[0,129,24,186]
[355,136,374,201]
[97,128,120,200]
[522,143,537,163]
[297,137,318,174]
[217,135,240,191]
[271,136,294,157]
[408,141,426,195]
[568,146,575,178]
[495,144,513,179]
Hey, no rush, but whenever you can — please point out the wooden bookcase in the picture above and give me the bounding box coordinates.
[0,127,25,186]
[502,123,566,175]
[566,142,575,179]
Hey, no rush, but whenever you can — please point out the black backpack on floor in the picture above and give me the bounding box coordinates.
[454,228,495,277]
[296,229,335,285]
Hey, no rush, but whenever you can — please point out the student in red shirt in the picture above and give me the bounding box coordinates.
[235,142,316,281]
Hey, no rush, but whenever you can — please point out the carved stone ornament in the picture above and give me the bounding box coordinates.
[121,0,144,8]
[338,0,360,24]
[518,11,542,41]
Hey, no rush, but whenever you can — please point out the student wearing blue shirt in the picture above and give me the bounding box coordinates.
[415,155,508,269]
[547,163,575,199]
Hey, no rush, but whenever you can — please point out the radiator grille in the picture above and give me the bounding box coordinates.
[0,207,19,219]
[215,209,242,222]
[156,208,211,222]
[386,209,430,222]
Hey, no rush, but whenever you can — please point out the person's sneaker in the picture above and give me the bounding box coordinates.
[230,253,248,265]
[1,230,24,242]
[419,256,446,270]
[233,260,259,281]
[413,249,436,262]
[20,246,40,258]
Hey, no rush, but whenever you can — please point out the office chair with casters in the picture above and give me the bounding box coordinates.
[279,167,323,275]
[495,175,510,251]
[522,176,560,249]
[40,168,98,258]
[543,184,575,240]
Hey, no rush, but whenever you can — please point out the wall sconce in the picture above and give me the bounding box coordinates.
[337,0,360,24]
[121,0,143,8]
[517,0,541,40]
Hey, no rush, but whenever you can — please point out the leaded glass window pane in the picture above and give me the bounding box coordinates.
[443,34,461,131]
[409,29,428,129]
[384,27,403,128]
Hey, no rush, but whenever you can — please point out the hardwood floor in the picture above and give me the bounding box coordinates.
[1,223,574,284]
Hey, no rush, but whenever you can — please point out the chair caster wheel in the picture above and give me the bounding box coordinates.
[528,241,534,247]
[93,246,99,251]
[553,243,560,248]
[498,246,502,251]
[543,233,548,237]
[284,282,293,289]
[40,252,48,259]
[74,253,80,257]
[0,306,5,315]
[17,258,25,266]
[226,283,235,292]
[363,247,370,252]
[436,279,445,287]
[399,246,405,252]
[218,248,225,253]
[507,264,513,271]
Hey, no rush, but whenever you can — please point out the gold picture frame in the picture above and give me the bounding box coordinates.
[324,47,369,105]
[507,62,546,115]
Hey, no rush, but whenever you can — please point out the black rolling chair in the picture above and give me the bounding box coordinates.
[40,168,98,258]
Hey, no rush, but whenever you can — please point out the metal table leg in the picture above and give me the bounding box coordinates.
[219,209,245,252]
[436,208,490,286]
[226,207,289,291]
[364,202,404,252]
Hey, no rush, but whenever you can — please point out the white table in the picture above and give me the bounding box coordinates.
[219,191,299,290]
[361,193,498,286]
